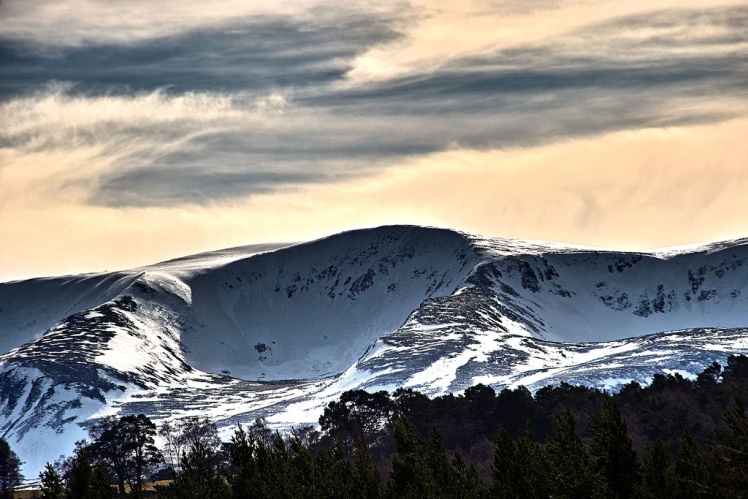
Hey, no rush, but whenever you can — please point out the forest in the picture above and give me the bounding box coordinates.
[3,355,748,498]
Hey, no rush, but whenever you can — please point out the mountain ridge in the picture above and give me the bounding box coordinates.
[1,225,748,477]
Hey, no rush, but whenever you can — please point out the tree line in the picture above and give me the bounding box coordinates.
[2,355,748,497]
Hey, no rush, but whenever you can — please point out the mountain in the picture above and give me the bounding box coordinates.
[1,225,748,477]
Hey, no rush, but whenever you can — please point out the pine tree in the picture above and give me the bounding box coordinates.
[673,430,709,498]
[489,427,516,498]
[351,438,383,499]
[119,414,162,495]
[513,423,549,499]
[714,398,748,497]
[88,416,128,495]
[314,442,354,498]
[287,432,315,498]
[637,439,675,499]
[228,424,259,499]
[449,451,488,499]
[545,408,596,498]
[489,423,549,498]
[0,439,22,499]
[65,448,94,499]
[589,395,638,498]
[159,442,231,499]
[387,416,436,499]
[424,427,455,495]
[39,463,65,499]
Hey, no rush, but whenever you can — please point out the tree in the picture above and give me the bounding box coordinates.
[39,463,65,499]
[449,451,487,499]
[88,414,162,496]
[387,416,436,498]
[65,447,93,499]
[119,414,162,494]
[62,446,113,499]
[637,439,676,499]
[0,438,23,499]
[674,430,709,498]
[314,441,354,498]
[351,438,383,499]
[158,442,231,499]
[464,384,496,419]
[177,417,221,452]
[158,420,184,474]
[227,424,264,499]
[320,390,396,454]
[490,427,516,498]
[159,416,220,475]
[545,408,596,498]
[419,427,486,498]
[88,417,129,495]
[513,423,549,498]
[714,398,748,496]
[90,464,114,499]
[228,424,301,499]
[589,395,638,498]
[489,423,548,498]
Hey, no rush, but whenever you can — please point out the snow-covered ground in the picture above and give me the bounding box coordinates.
[1,225,748,478]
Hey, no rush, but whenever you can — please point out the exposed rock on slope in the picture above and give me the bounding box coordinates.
[1,225,747,477]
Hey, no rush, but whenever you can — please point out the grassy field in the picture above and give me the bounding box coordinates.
[13,491,43,499]
[13,481,171,498]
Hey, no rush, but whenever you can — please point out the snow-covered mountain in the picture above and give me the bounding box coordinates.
[2,225,748,477]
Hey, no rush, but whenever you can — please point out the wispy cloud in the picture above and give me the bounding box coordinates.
[0,0,747,280]
[2,120,746,282]
[0,0,405,48]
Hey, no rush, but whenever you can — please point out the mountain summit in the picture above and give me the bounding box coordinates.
[2,225,748,476]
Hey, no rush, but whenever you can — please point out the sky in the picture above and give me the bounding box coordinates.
[1,0,747,282]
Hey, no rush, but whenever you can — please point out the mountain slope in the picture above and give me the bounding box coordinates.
[1,225,747,478]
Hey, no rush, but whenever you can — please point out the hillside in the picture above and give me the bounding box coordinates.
[1,225,747,477]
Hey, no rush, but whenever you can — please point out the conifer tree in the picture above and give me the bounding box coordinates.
[422,427,486,498]
[673,430,709,498]
[637,439,675,499]
[159,442,231,499]
[387,416,435,499]
[120,414,162,495]
[65,448,94,499]
[40,463,65,499]
[424,427,454,495]
[287,432,315,498]
[490,423,549,498]
[489,427,516,498]
[0,439,22,499]
[352,438,383,499]
[91,464,114,499]
[88,417,129,496]
[228,424,256,499]
[388,417,484,499]
[714,398,748,497]
[449,451,488,499]
[314,442,354,498]
[589,395,638,498]
[513,423,549,499]
[545,408,596,498]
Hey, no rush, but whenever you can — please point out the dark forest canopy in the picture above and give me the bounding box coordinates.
[15,355,748,497]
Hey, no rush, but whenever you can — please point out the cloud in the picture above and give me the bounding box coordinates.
[0,0,405,48]
[2,58,746,208]
[2,119,746,282]
[274,118,748,251]
[0,12,404,100]
[0,88,254,205]
[1,0,747,281]
[345,0,747,82]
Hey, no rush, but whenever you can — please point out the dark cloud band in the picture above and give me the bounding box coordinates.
[2,4,747,208]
